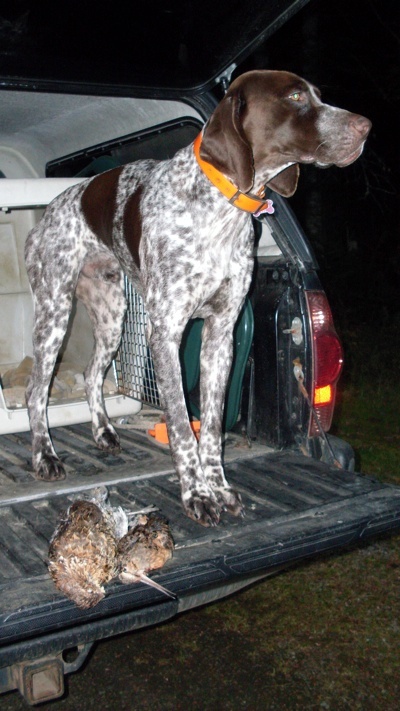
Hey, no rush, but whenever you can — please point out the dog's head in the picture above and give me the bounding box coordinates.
[200,70,371,198]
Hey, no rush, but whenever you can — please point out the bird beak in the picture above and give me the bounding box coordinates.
[120,570,176,599]
[138,573,177,600]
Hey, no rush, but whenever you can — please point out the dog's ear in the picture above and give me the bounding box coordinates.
[266,164,300,198]
[200,90,254,193]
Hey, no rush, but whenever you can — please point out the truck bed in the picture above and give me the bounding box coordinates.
[1,421,400,666]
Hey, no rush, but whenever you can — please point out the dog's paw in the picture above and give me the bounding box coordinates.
[215,487,244,518]
[34,454,66,481]
[183,493,221,527]
[94,426,121,454]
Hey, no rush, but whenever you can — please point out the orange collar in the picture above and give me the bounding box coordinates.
[193,131,274,216]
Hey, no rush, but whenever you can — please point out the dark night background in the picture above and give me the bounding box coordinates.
[247,0,400,385]
[248,0,400,378]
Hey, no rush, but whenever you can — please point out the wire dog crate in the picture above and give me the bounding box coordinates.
[113,279,161,408]
[113,279,254,431]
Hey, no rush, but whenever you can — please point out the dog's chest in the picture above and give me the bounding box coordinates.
[143,154,253,277]
[144,201,253,305]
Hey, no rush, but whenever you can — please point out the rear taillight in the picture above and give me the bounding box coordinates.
[306,291,344,436]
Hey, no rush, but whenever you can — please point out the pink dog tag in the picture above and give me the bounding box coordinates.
[254,199,275,217]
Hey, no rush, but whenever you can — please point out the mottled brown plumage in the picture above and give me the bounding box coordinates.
[48,500,118,609]
[117,513,175,598]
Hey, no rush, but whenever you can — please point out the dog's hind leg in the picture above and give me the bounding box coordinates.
[26,287,76,481]
[75,254,126,453]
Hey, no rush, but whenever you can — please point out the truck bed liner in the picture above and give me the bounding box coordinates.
[1,424,400,656]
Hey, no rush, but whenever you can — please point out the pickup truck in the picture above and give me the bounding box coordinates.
[1,1,400,705]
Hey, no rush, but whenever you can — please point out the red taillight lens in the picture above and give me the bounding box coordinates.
[306,291,343,435]
[314,332,343,387]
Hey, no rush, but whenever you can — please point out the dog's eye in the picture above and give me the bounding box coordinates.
[289,91,303,102]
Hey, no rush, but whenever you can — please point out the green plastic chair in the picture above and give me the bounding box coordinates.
[180,298,254,431]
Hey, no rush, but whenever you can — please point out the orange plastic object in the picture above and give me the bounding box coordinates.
[148,420,201,444]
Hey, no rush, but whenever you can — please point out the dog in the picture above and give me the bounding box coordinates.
[25,70,371,526]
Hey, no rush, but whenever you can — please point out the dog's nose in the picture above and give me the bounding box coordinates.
[349,115,372,138]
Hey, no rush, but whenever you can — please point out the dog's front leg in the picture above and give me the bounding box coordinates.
[198,313,244,517]
[148,330,221,527]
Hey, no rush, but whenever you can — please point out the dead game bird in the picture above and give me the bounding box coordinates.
[117,513,175,599]
[48,500,118,609]
[79,485,128,539]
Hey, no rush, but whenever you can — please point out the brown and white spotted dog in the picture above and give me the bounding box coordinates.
[25,71,371,526]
